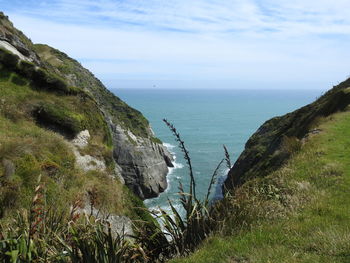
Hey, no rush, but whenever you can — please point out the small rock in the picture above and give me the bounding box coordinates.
[2,159,15,180]
[310,128,322,134]
[77,203,134,237]
[72,130,90,148]
[73,150,106,172]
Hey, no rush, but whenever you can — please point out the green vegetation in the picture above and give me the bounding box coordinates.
[2,45,350,261]
[3,11,350,262]
[33,44,153,139]
[33,102,85,137]
[0,188,148,262]
[151,136,163,144]
[0,25,163,260]
[0,48,19,69]
[171,111,350,263]
[0,48,82,96]
[0,57,144,223]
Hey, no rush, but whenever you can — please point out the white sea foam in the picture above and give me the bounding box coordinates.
[173,162,184,169]
[163,142,176,152]
[147,200,185,241]
[144,142,185,223]
[164,160,184,193]
[213,168,230,201]
[162,141,184,191]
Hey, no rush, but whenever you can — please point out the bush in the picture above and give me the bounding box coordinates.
[281,136,302,155]
[44,72,68,92]
[17,60,36,78]
[11,74,27,86]
[0,180,20,218]
[33,103,84,138]
[0,48,19,69]
[32,68,70,94]
[0,65,11,81]
[31,67,47,85]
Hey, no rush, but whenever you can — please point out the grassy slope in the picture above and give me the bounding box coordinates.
[0,62,146,223]
[33,44,156,140]
[172,111,350,262]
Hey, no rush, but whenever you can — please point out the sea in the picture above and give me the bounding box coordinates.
[112,88,323,213]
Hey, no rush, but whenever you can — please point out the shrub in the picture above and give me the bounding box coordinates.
[0,65,11,81]
[0,48,19,69]
[11,74,27,86]
[31,68,64,91]
[17,60,36,78]
[0,180,20,218]
[281,135,302,155]
[44,72,68,92]
[31,67,47,85]
[151,136,162,144]
[33,102,84,138]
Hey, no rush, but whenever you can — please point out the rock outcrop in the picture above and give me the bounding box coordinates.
[0,13,41,64]
[224,78,350,192]
[111,124,172,199]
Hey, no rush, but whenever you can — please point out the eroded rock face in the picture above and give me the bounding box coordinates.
[0,14,41,65]
[111,124,173,199]
[70,130,106,172]
[71,129,90,148]
[70,130,125,184]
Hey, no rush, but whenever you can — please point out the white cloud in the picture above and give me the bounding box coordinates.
[2,0,350,89]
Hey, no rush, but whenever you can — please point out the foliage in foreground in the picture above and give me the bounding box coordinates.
[0,178,147,263]
[0,120,231,262]
[144,120,231,257]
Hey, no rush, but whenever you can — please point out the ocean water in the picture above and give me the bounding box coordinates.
[112,88,323,212]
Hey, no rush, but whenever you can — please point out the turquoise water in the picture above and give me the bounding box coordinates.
[112,89,322,211]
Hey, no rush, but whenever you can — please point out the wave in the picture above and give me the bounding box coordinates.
[164,160,184,193]
[163,141,184,184]
[172,162,184,169]
[213,168,230,201]
[163,142,176,152]
[147,200,186,240]
[144,142,185,217]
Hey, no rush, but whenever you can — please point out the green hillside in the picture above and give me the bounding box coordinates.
[0,47,147,223]
[172,106,350,262]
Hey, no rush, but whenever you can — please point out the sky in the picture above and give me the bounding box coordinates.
[1,0,350,90]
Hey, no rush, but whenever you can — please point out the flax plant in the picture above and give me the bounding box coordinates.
[144,119,231,258]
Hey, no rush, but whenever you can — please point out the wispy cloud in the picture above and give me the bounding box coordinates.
[1,0,350,89]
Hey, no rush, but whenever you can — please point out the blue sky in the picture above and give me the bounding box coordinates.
[1,0,350,89]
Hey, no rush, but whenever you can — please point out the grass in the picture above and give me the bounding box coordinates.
[171,111,350,263]
[0,63,148,224]
[0,44,161,261]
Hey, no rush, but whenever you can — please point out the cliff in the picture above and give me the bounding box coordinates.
[224,77,350,192]
[0,12,173,200]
